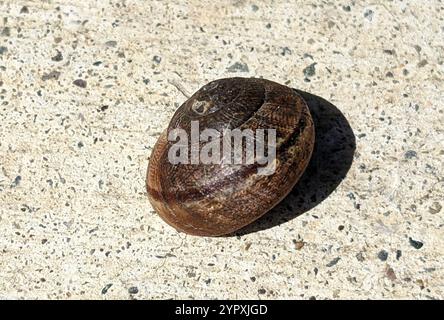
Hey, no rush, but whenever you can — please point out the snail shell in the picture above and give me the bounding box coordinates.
[147,77,314,236]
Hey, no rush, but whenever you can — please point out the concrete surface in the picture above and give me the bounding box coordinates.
[0,0,443,299]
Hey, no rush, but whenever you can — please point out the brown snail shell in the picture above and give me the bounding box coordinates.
[146,77,315,236]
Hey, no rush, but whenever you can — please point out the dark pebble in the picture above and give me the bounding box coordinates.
[12,175,22,187]
[364,9,374,21]
[51,51,63,62]
[409,237,423,249]
[128,286,139,294]
[386,267,397,281]
[417,60,428,68]
[429,202,442,214]
[258,288,266,295]
[281,47,291,56]
[377,250,388,261]
[227,62,249,73]
[101,283,113,294]
[73,79,87,88]
[303,63,317,78]
[396,250,402,260]
[326,257,340,267]
[356,252,365,262]
[99,105,109,112]
[383,49,395,55]
[42,71,61,81]
[404,150,417,159]
[105,40,117,47]
[153,55,162,64]
[1,27,11,37]
[0,46,7,55]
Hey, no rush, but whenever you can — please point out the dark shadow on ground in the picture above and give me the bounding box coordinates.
[227,90,356,237]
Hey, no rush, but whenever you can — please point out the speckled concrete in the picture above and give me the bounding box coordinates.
[0,1,443,299]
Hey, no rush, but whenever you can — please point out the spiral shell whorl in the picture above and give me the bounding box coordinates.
[147,78,314,236]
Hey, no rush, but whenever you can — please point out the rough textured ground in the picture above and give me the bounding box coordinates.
[0,0,443,299]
